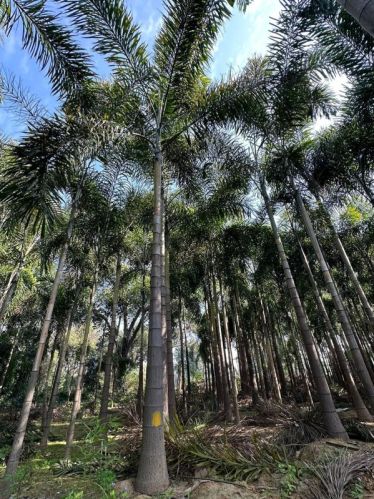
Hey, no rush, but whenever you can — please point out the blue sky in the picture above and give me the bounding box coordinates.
[0,0,281,138]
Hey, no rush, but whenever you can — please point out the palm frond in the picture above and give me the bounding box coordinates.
[0,0,93,95]
[58,0,153,103]
[154,0,230,116]
[0,72,48,124]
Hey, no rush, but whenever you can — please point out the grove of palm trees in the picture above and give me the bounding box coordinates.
[0,0,374,497]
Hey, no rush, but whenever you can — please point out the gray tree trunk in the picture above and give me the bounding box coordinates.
[316,196,374,327]
[299,242,373,421]
[212,274,232,421]
[5,199,77,476]
[337,0,374,37]
[41,296,78,447]
[220,283,240,424]
[178,293,187,417]
[100,251,122,424]
[65,276,97,460]
[136,269,146,420]
[0,330,19,394]
[165,242,176,421]
[135,145,169,495]
[295,190,374,410]
[260,177,348,439]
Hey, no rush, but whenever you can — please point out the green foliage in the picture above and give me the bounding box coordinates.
[278,462,301,498]
[62,491,84,499]
[0,0,93,95]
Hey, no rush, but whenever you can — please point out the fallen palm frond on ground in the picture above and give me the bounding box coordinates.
[166,417,288,482]
[307,452,374,499]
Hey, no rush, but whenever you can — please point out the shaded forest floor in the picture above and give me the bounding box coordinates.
[1,400,374,498]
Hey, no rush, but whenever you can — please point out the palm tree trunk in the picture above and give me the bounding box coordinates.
[178,293,187,417]
[41,293,79,447]
[65,276,97,460]
[165,240,176,422]
[100,251,122,424]
[316,196,374,327]
[295,189,374,409]
[299,242,373,421]
[336,0,374,38]
[220,283,240,423]
[161,194,168,420]
[5,198,78,476]
[41,331,59,437]
[0,330,19,394]
[207,290,224,406]
[260,177,347,439]
[136,269,146,420]
[259,297,282,402]
[135,145,169,495]
[211,274,232,421]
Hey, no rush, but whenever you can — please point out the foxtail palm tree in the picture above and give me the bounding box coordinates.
[58,0,261,492]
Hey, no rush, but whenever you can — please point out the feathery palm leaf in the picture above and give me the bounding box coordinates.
[0,0,93,95]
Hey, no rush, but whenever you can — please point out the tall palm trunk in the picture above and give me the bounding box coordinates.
[259,297,282,402]
[135,145,169,495]
[100,252,122,423]
[41,293,79,447]
[316,196,374,327]
[211,274,232,421]
[136,269,146,420]
[220,283,240,423]
[260,177,347,439]
[5,197,78,476]
[295,189,374,409]
[165,241,176,421]
[178,293,187,417]
[40,331,59,436]
[299,242,373,421]
[0,330,19,394]
[161,194,168,420]
[337,0,374,38]
[65,275,97,460]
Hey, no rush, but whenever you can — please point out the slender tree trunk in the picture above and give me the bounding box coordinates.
[259,297,282,402]
[260,177,347,439]
[135,145,169,494]
[220,283,240,423]
[211,274,232,421]
[336,0,374,38]
[184,323,192,402]
[161,193,168,421]
[0,330,19,394]
[41,294,79,447]
[298,242,373,421]
[65,276,97,460]
[165,238,176,422]
[206,291,223,406]
[316,195,374,327]
[6,199,78,476]
[41,331,59,435]
[100,252,122,424]
[94,327,106,410]
[178,293,187,417]
[295,189,374,409]
[136,269,146,420]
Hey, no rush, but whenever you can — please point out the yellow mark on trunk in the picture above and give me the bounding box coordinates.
[151,411,162,427]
